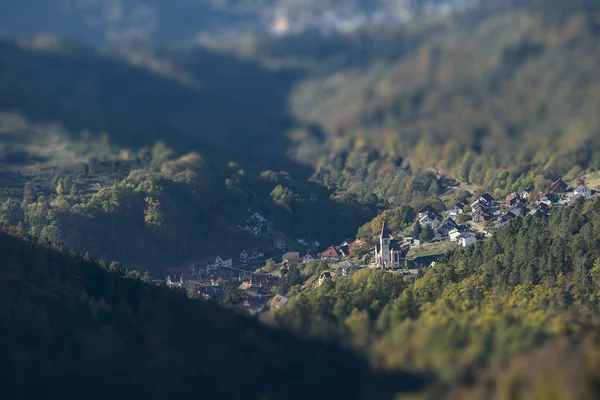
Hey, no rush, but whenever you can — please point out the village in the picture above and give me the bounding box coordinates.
[161,178,598,314]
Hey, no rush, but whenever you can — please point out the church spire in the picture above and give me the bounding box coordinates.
[380,221,392,239]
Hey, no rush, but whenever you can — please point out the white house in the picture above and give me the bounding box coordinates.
[448,204,464,218]
[419,212,441,229]
[449,229,477,247]
[458,233,478,248]
[574,185,592,198]
[449,228,462,242]
[209,256,232,270]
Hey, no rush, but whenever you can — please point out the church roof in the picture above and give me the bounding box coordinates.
[380,221,392,238]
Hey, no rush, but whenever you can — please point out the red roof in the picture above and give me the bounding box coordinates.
[321,247,340,258]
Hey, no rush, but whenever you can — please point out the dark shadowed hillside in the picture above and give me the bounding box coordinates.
[0,227,426,400]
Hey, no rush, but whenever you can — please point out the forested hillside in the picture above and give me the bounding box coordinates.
[276,0,600,199]
[0,227,427,399]
[0,0,467,44]
[266,197,600,397]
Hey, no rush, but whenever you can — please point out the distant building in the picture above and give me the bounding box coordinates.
[283,252,300,265]
[419,211,441,228]
[449,229,477,247]
[374,222,409,270]
[317,271,337,286]
[321,247,342,263]
[273,232,286,252]
[300,253,315,264]
[549,179,568,194]
[448,204,464,218]
[574,185,592,198]
[435,218,459,239]
[270,294,289,308]
[457,232,478,248]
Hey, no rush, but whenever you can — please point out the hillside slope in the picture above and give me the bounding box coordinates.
[284,1,600,194]
[0,228,425,399]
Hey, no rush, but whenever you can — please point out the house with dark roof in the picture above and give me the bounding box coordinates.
[549,179,568,193]
[374,222,409,270]
[419,211,441,228]
[528,202,550,216]
[418,205,438,219]
[321,247,342,263]
[283,252,300,265]
[448,203,465,218]
[479,193,495,206]
[435,218,459,239]
[495,212,516,229]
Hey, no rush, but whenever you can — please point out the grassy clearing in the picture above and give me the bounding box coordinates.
[408,240,455,260]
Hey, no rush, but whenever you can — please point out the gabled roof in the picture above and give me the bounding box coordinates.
[480,193,494,203]
[506,192,520,202]
[271,294,289,307]
[321,247,340,258]
[418,205,437,215]
[380,221,392,238]
[574,185,589,193]
[550,179,568,192]
[320,271,337,280]
[419,212,439,222]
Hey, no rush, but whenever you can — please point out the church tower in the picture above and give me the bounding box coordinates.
[379,221,391,269]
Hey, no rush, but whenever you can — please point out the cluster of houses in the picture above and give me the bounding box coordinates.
[417,204,478,247]
[239,248,265,265]
[238,212,270,236]
[163,178,596,313]
[165,260,284,314]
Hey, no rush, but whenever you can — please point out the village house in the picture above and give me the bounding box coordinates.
[472,206,490,222]
[210,256,232,270]
[434,218,459,239]
[238,212,269,236]
[239,249,265,264]
[337,262,360,277]
[374,222,409,270]
[549,179,568,194]
[449,229,477,247]
[283,252,300,265]
[457,232,478,248]
[418,205,438,219]
[318,271,337,286]
[506,192,522,208]
[419,211,441,228]
[448,228,462,242]
[403,236,421,246]
[300,253,315,264]
[528,202,550,216]
[471,194,495,222]
[270,294,289,309]
[495,212,516,229]
[479,193,495,207]
[508,204,522,217]
[520,189,531,200]
[337,239,355,258]
[449,228,477,247]
[273,232,286,252]
[321,246,342,263]
[574,185,592,198]
[539,193,556,206]
[448,204,464,218]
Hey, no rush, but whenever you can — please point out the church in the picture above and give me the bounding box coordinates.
[374,222,409,270]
